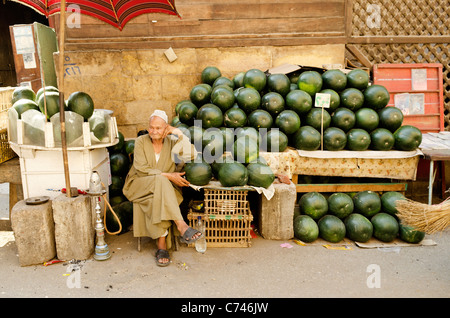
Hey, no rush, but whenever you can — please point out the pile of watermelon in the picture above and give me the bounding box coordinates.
[293,190,425,244]
[172,66,423,156]
[106,131,135,234]
[10,86,110,142]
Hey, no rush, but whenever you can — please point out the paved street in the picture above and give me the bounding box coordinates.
[0,226,449,300]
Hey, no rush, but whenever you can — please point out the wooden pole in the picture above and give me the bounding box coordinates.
[57,0,72,197]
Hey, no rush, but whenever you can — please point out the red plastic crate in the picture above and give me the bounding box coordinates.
[373,63,444,133]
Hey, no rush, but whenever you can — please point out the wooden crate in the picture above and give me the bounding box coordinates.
[187,211,253,248]
[187,187,254,247]
[0,87,17,164]
[373,63,444,133]
[203,188,250,215]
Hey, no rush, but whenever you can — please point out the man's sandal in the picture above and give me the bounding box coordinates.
[155,249,170,267]
[179,227,203,244]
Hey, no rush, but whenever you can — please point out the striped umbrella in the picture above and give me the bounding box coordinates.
[12,0,181,30]
[12,0,180,196]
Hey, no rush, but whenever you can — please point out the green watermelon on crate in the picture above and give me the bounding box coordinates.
[178,102,198,126]
[304,107,331,131]
[319,89,340,113]
[346,69,369,90]
[261,92,285,116]
[12,99,39,119]
[201,66,222,86]
[37,91,61,120]
[297,71,323,96]
[380,191,407,216]
[36,86,59,102]
[370,128,395,151]
[285,89,313,115]
[265,129,288,152]
[318,215,346,243]
[267,73,291,97]
[233,135,259,164]
[190,84,212,107]
[211,86,235,112]
[299,192,328,220]
[218,161,249,187]
[393,125,422,151]
[213,77,235,90]
[196,103,224,128]
[331,107,356,132]
[363,84,390,110]
[321,69,347,92]
[236,87,261,114]
[355,108,379,132]
[184,159,212,186]
[398,222,425,244]
[371,212,399,242]
[327,192,354,219]
[247,109,273,130]
[124,139,136,155]
[291,125,321,151]
[353,190,381,218]
[323,127,347,151]
[346,128,371,151]
[378,107,403,132]
[188,125,205,151]
[243,69,267,92]
[293,215,319,243]
[275,110,301,135]
[246,162,275,188]
[344,213,373,243]
[110,152,130,177]
[224,106,247,128]
[109,175,124,196]
[67,91,94,120]
[11,86,36,104]
[109,131,124,153]
[339,88,364,112]
[233,72,245,88]
[235,126,259,144]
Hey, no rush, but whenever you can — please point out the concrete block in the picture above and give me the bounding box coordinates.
[11,200,56,266]
[259,182,296,240]
[52,194,95,261]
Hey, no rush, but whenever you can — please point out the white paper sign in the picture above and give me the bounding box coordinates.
[314,93,331,108]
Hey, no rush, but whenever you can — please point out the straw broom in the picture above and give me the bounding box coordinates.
[396,198,450,234]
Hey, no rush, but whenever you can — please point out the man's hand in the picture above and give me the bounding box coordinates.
[161,171,190,187]
[162,125,183,139]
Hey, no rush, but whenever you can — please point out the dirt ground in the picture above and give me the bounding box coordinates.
[0,224,449,301]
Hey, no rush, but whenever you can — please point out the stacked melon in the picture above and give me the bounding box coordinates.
[173,66,423,160]
[10,86,112,143]
[106,131,135,234]
[293,190,425,244]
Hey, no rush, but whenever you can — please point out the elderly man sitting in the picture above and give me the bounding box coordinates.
[123,110,202,267]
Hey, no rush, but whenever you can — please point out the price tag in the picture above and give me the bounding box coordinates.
[314,93,331,108]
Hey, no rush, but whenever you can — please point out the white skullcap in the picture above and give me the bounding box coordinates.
[150,110,168,123]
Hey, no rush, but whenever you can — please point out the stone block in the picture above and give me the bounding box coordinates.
[258,182,296,240]
[11,200,56,266]
[52,194,95,261]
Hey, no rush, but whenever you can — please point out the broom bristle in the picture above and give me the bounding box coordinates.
[396,198,450,234]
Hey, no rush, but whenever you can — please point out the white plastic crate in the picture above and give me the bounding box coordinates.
[10,145,111,199]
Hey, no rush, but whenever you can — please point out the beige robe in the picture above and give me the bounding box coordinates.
[122,133,197,250]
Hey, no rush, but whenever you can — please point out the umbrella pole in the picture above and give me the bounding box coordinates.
[58,0,72,197]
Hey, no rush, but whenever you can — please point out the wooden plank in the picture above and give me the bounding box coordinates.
[65,35,347,50]
[295,183,408,193]
[67,16,345,39]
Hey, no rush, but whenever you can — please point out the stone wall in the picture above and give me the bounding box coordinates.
[63,44,345,139]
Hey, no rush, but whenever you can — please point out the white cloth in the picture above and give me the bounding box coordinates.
[150,109,168,123]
